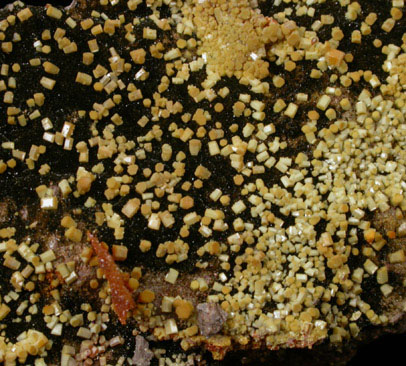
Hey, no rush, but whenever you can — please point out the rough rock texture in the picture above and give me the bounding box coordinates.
[196,303,228,337]
[132,335,154,366]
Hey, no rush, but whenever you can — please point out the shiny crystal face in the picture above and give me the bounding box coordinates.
[0,0,406,364]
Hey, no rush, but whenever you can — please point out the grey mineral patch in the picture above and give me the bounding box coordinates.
[65,0,77,11]
[132,335,154,366]
[196,302,228,337]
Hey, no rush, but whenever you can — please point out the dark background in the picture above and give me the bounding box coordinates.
[9,0,406,364]
[348,333,404,365]
[23,0,72,5]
